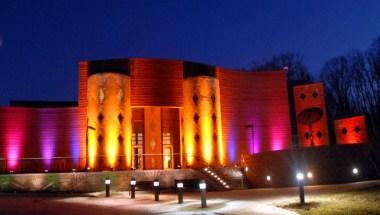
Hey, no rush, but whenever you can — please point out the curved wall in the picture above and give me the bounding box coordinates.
[87,73,131,170]
[183,76,224,167]
[216,68,292,165]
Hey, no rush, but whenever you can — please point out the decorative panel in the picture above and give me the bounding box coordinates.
[335,115,367,144]
[143,107,162,169]
[293,83,329,147]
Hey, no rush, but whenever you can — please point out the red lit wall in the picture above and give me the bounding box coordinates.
[130,58,183,107]
[0,107,81,173]
[335,115,367,144]
[78,61,89,168]
[216,68,292,165]
[293,83,329,147]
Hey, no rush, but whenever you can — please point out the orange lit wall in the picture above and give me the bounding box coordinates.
[216,68,292,165]
[293,83,329,147]
[87,73,131,170]
[183,76,224,167]
[335,115,367,144]
[143,107,162,169]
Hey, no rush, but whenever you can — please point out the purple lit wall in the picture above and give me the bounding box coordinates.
[0,107,81,173]
[217,68,292,165]
[39,109,57,168]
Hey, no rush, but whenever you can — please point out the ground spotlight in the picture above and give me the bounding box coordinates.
[352,167,359,175]
[307,172,313,179]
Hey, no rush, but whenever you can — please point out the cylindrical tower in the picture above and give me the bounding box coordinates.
[182,63,224,168]
[87,73,131,170]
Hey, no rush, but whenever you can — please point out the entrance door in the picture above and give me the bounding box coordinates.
[163,146,173,169]
[132,146,143,169]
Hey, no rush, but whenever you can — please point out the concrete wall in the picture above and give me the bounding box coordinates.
[0,169,204,192]
[244,144,380,188]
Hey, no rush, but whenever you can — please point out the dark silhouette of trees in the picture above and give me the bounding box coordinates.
[251,53,313,86]
[321,39,380,143]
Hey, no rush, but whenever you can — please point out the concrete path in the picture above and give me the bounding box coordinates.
[0,180,379,215]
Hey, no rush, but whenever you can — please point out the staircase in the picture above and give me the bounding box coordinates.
[200,166,250,190]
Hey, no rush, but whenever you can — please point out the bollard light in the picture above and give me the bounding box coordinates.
[199,181,207,190]
[266,175,271,181]
[105,178,111,197]
[130,178,136,199]
[44,169,49,173]
[296,172,304,181]
[245,167,249,172]
[296,172,305,204]
[177,181,184,204]
[130,178,136,186]
[177,182,184,188]
[153,179,160,201]
[199,180,207,208]
[352,167,359,175]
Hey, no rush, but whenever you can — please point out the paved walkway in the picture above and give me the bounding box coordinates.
[0,180,379,215]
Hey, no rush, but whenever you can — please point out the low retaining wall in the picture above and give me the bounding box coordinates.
[245,144,380,187]
[0,169,202,192]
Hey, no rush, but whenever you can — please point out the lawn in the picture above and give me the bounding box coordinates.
[278,186,380,215]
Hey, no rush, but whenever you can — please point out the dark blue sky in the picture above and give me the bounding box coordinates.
[1,0,380,105]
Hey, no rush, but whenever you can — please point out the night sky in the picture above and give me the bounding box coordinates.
[1,0,380,105]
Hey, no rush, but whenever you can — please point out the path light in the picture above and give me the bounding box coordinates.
[245,167,249,172]
[199,180,207,208]
[130,178,136,199]
[352,167,359,175]
[307,172,313,179]
[266,175,271,181]
[296,172,305,204]
[153,179,160,201]
[105,178,111,197]
[177,181,184,204]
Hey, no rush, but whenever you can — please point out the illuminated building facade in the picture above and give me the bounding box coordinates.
[4,58,367,174]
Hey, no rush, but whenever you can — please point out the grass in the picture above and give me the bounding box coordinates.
[278,186,380,215]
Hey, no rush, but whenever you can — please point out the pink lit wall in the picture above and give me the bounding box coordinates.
[0,107,81,173]
[216,68,292,165]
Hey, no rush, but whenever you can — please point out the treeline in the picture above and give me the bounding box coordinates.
[250,37,380,144]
